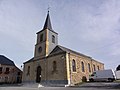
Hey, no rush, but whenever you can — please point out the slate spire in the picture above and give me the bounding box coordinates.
[43,11,53,30]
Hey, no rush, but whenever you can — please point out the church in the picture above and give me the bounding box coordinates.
[22,11,104,86]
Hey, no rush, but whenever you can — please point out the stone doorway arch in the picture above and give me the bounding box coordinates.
[36,66,42,83]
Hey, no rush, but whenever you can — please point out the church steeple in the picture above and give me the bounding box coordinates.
[34,11,58,58]
[43,11,53,30]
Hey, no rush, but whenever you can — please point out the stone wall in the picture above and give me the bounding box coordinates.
[67,53,104,84]
[23,52,104,85]
[0,65,22,84]
[23,53,68,84]
[46,53,68,84]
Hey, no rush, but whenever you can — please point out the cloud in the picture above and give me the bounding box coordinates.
[78,0,120,41]
[53,0,120,69]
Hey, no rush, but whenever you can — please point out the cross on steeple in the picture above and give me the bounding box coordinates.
[47,6,50,13]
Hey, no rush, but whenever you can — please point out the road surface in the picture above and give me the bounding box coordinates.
[0,82,120,90]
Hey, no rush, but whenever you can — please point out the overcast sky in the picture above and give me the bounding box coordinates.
[0,0,120,70]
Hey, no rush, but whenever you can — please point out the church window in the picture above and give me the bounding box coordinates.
[0,67,2,74]
[72,59,76,72]
[52,35,55,43]
[40,34,43,42]
[27,66,30,75]
[53,61,57,71]
[88,63,91,72]
[97,66,99,70]
[93,65,96,71]
[81,62,85,72]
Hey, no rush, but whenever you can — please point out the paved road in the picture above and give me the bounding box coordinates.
[79,82,120,89]
[0,82,120,90]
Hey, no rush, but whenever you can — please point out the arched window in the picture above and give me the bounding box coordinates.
[72,59,76,72]
[97,66,99,70]
[93,65,96,71]
[53,61,57,71]
[52,35,55,43]
[88,63,91,72]
[27,66,30,75]
[40,34,43,42]
[0,67,2,74]
[81,62,85,72]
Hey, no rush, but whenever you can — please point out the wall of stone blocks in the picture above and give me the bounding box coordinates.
[46,53,67,84]
[67,53,104,84]
[0,65,22,83]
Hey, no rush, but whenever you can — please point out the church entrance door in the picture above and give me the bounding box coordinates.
[36,66,41,83]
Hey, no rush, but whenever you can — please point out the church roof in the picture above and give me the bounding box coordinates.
[58,45,91,58]
[43,11,53,31]
[49,45,91,58]
[23,57,34,64]
[0,55,15,66]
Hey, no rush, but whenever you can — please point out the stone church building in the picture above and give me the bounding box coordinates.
[22,11,104,86]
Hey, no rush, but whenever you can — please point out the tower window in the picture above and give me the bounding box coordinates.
[40,34,43,42]
[88,63,91,72]
[81,62,85,72]
[52,35,55,43]
[72,59,76,72]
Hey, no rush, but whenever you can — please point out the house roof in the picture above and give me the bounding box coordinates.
[0,55,15,66]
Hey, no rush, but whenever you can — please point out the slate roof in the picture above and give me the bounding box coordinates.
[49,45,91,58]
[23,57,34,64]
[43,11,53,31]
[0,55,15,66]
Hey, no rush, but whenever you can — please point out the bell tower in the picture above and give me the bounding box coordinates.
[34,11,58,59]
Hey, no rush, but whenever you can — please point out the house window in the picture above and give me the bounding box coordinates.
[40,34,43,42]
[18,72,20,75]
[93,65,96,71]
[81,62,85,72]
[27,66,30,75]
[72,59,76,72]
[97,66,99,70]
[88,63,91,72]
[0,67,2,74]
[53,61,57,71]
[12,69,14,73]
[5,67,9,74]
[52,35,55,43]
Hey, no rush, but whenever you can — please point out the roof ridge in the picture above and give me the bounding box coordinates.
[0,55,15,66]
[58,45,90,58]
